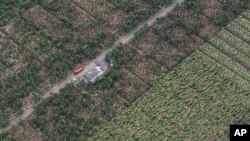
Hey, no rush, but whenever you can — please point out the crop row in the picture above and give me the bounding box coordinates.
[72,0,125,27]
[242,9,250,19]
[209,36,250,68]
[236,16,250,31]
[35,0,94,29]
[226,21,250,43]
[112,68,149,101]
[132,30,186,69]
[199,43,250,81]
[218,30,250,56]
[89,51,250,140]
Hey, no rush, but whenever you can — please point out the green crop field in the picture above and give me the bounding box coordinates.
[88,9,250,140]
[88,51,250,141]
[199,11,250,81]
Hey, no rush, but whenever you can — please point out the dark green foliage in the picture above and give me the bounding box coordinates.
[45,51,75,82]
[0,111,9,127]
[106,45,134,67]
[119,8,152,32]
[0,133,15,141]
[29,71,124,140]
[145,0,173,8]
[35,35,51,53]
[0,0,32,27]
[211,0,250,26]
[71,45,96,60]
[211,12,229,27]
[116,0,173,32]
[222,0,250,16]
[52,30,73,48]
[134,25,149,39]
[93,68,122,90]
[30,84,92,140]
[183,0,204,14]
[58,122,80,141]
[185,23,201,35]
[87,30,106,47]
[29,116,47,130]
[0,63,42,112]
[153,25,168,40]
[44,46,97,82]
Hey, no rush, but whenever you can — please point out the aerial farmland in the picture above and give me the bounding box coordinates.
[0,0,249,141]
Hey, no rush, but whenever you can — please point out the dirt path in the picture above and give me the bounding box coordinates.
[0,0,185,133]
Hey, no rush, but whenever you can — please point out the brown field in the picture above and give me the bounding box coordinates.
[114,68,149,101]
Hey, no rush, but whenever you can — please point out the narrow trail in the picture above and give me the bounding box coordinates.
[0,0,185,133]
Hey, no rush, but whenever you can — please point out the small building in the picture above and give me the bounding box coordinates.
[84,66,104,83]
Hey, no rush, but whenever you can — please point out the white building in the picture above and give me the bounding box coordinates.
[84,66,104,83]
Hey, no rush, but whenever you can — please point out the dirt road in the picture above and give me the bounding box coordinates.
[0,0,185,133]
[41,0,184,99]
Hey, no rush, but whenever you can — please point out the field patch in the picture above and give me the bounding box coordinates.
[114,68,149,101]
[25,5,67,38]
[89,51,250,141]
[0,32,23,78]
